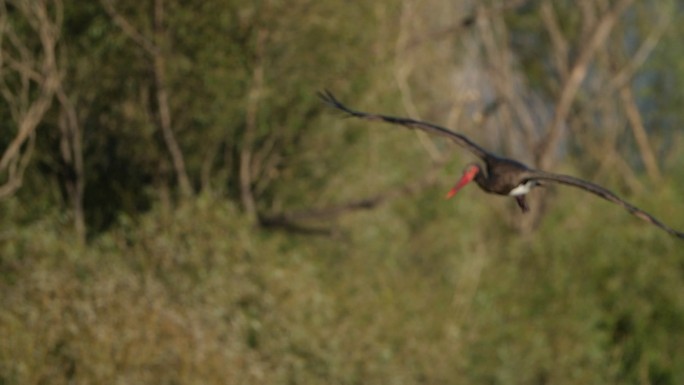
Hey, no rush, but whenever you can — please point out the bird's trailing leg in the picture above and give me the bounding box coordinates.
[515,195,530,213]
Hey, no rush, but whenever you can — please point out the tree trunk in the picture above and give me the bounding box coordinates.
[153,0,193,198]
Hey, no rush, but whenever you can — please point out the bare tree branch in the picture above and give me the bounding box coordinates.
[153,0,192,198]
[540,2,569,81]
[393,0,443,162]
[0,131,34,198]
[608,9,671,91]
[100,0,193,198]
[100,0,157,56]
[0,0,62,197]
[535,0,634,170]
[240,27,267,223]
[619,84,661,181]
[478,9,538,154]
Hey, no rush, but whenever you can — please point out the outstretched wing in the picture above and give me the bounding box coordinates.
[319,90,491,160]
[523,169,684,239]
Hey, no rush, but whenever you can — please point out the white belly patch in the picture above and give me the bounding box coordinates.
[508,181,536,196]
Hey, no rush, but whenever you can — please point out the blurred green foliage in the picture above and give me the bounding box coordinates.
[1,190,683,384]
[1,1,684,384]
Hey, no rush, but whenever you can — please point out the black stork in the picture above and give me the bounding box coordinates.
[319,90,684,240]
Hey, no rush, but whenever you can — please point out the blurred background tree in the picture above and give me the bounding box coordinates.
[1,0,683,384]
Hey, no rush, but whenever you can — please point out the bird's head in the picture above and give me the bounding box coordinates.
[446,163,482,199]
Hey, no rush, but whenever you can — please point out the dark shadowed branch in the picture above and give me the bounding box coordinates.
[258,160,445,235]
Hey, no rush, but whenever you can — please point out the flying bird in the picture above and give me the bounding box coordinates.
[319,90,684,239]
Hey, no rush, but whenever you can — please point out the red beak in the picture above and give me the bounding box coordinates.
[445,166,479,199]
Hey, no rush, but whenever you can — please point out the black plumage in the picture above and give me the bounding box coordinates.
[319,90,684,239]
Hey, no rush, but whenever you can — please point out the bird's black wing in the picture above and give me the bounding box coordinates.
[319,90,491,160]
[523,169,684,239]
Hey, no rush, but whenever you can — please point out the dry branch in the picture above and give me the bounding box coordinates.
[100,0,193,198]
[535,0,634,170]
[258,160,444,235]
[0,0,62,198]
[619,84,661,181]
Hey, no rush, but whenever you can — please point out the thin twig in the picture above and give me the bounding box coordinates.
[100,0,158,56]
